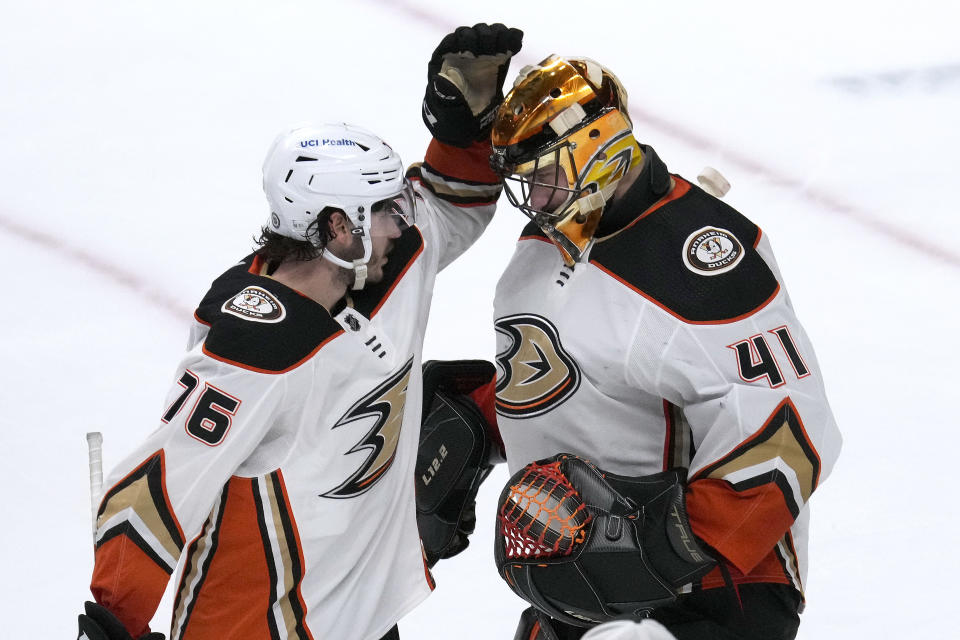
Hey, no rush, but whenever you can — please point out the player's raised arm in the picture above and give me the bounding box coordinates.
[406,23,522,271]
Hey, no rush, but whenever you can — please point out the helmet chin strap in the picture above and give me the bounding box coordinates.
[320,228,373,291]
[351,262,368,290]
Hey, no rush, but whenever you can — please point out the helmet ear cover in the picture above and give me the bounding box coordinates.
[495,454,716,627]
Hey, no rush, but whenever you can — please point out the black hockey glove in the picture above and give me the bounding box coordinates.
[422,22,523,147]
[495,455,717,627]
[416,360,499,566]
[77,601,165,640]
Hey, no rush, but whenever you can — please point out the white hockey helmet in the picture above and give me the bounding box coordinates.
[262,122,415,289]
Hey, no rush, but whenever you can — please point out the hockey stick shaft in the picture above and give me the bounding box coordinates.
[86,431,103,541]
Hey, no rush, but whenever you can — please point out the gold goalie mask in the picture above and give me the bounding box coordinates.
[491,55,644,265]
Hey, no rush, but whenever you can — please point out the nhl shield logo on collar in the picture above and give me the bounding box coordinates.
[682,227,744,276]
[222,286,286,323]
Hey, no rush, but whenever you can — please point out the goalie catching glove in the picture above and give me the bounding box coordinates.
[495,454,716,627]
[422,23,523,147]
[415,360,502,566]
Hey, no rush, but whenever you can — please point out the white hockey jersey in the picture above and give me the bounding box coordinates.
[89,140,500,640]
[493,147,842,597]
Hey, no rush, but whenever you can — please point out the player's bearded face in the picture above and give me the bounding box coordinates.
[356,209,403,284]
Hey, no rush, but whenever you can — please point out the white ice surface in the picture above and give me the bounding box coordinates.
[1,1,957,637]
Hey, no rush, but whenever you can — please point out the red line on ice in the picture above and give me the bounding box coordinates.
[372,0,959,269]
[2,1,957,305]
[0,214,193,319]
[629,107,960,269]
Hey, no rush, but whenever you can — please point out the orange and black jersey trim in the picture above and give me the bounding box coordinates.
[686,398,821,577]
[346,226,424,319]
[91,452,186,638]
[518,146,779,324]
[94,451,185,572]
[193,254,342,373]
[193,225,424,373]
[171,472,313,640]
[406,139,501,207]
[696,530,805,594]
[662,400,695,471]
[658,401,807,593]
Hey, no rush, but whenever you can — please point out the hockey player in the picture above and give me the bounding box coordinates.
[76,24,522,640]
[487,56,842,639]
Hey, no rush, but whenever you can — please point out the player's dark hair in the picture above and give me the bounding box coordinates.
[253,207,339,264]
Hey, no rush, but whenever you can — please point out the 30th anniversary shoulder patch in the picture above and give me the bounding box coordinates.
[222,286,286,323]
[682,227,744,276]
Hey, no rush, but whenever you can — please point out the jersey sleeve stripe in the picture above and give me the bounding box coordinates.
[662,400,695,471]
[90,451,189,637]
[686,398,822,573]
[774,531,804,594]
[418,161,503,189]
[692,397,822,503]
[407,137,502,206]
[95,451,186,566]
[407,167,501,206]
[418,163,502,196]
[96,511,179,573]
[725,466,803,519]
[422,138,500,184]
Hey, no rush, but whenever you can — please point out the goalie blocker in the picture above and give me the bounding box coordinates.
[495,454,716,628]
[415,360,503,567]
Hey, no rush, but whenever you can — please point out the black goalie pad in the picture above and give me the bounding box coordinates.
[416,360,497,566]
[495,454,716,628]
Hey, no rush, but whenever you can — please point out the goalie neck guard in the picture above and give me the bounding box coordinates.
[495,454,715,627]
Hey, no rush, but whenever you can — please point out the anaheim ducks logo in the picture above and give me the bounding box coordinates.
[322,359,412,499]
[495,314,581,419]
[222,286,285,323]
[682,227,744,276]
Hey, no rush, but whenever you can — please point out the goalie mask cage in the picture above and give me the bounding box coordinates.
[499,461,592,559]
